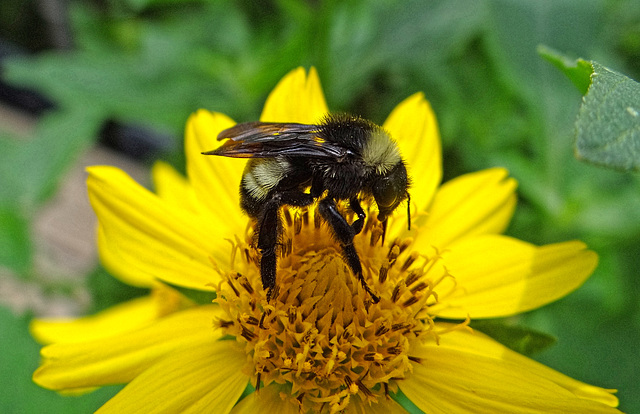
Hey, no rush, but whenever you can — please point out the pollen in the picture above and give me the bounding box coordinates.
[215,205,463,413]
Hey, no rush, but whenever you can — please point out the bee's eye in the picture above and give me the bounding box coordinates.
[372,163,409,222]
[372,178,398,209]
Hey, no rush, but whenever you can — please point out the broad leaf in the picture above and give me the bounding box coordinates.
[540,47,640,172]
[575,61,640,171]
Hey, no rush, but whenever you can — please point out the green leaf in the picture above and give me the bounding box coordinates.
[390,388,423,414]
[0,306,121,413]
[235,382,255,405]
[88,266,148,313]
[0,107,104,208]
[0,208,31,273]
[165,282,217,305]
[470,319,557,356]
[574,61,640,171]
[537,45,593,94]
[324,0,485,113]
[1,2,267,134]
[540,49,640,172]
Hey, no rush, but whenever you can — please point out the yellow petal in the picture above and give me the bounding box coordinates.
[151,161,199,212]
[383,93,442,225]
[399,325,619,413]
[97,340,248,414]
[413,168,516,249]
[231,384,299,414]
[87,166,227,290]
[185,110,247,234]
[34,305,221,390]
[260,67,329,123]
[30,295,157,344]
[430,235,598,318]
[98,224,155,288]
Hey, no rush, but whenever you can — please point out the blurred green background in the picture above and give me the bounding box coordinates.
[0,0,638,412]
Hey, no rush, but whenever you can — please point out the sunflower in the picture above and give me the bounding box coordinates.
[31,67,621,413]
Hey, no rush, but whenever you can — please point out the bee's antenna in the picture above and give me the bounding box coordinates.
[406,192,411,231]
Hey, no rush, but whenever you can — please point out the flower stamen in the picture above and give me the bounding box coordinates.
[214,205,459,412]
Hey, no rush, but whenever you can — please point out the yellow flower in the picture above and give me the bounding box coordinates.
[32,67,621,413]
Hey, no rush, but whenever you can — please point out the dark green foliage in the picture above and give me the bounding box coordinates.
[471,319,557,356]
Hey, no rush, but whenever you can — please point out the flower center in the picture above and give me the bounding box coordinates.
[215,206,450,413]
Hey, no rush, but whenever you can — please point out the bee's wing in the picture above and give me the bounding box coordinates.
[202,122,348,159]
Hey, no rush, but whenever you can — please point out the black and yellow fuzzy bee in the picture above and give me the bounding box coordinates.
[204,114,411,302]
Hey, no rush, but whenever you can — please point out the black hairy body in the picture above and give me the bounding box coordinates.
[204,114,410,302]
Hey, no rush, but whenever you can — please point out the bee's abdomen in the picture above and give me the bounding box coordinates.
[240,158,291,217]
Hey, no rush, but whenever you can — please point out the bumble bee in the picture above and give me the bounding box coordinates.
[203,114,410,303]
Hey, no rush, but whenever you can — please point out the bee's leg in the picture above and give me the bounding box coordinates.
[280,191,314,207]
[258,191,314,301]
[349,197,366,235]
[310,175,324,198]
[318,198,380,303]
[257,198,281,301]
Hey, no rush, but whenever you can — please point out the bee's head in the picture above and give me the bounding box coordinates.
[372,161,410,226]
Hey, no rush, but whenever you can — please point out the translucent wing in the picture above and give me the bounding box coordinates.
[202,122,349,159]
